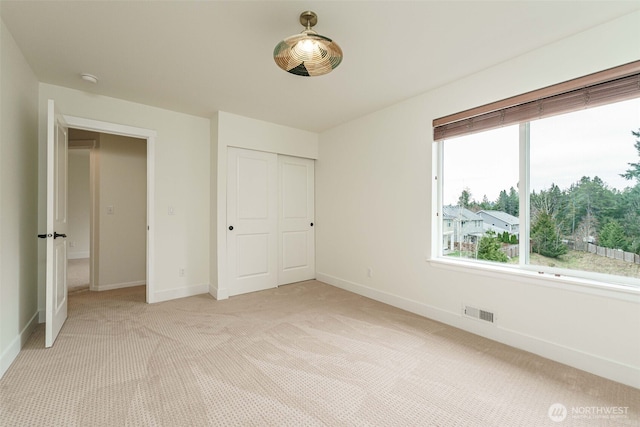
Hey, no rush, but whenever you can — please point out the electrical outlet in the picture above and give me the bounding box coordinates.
[107,205,114,215]
[179,268,185,277]
[367,267,373,278]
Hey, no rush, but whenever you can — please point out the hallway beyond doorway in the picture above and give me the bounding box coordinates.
[67,258,89,291]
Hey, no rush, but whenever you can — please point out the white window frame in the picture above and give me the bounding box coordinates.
[432,120,640,298]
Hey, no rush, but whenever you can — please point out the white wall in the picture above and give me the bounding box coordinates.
[96,134,146,290]
[67,149,90,259]
[316,11,640,388]
[211,111,318,299]
[38,84,211,304]
[0,18,39,378]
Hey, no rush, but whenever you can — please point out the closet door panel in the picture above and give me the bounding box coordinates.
[278,155,315,285]
[227,148,278,295]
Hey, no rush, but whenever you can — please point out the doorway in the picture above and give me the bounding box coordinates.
[67,129,147,295]
[63,115,156,303]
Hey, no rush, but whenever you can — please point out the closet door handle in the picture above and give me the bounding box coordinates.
[310,222,314,227]
[229,226,234,231]
[54,232,67,239]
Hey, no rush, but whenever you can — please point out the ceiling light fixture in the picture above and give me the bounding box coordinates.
[273,11,343,77]
[80,73,98,84]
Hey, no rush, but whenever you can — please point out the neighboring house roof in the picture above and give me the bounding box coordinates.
[477,210,519,226]
[442,205,483,221]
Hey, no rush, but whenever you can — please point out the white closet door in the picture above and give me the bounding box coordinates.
[278,155,315,285]
[227,148,278,296]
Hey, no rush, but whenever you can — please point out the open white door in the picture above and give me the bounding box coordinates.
[45,99,69,348]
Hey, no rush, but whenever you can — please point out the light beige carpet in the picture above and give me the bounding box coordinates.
[0,281,637,426]
[67,258,89,290]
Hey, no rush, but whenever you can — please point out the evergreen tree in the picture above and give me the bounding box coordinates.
[599,220,628,251]
[479,195,493,210]
[477,230,508,262]
[620,129,640,182]
[531,212,567,258]
[568,176,616,237]
[495,190,508,212]
[507,186,519,216]
[458,188,472,209]
[618,130,640,253]
[619,186,640,254]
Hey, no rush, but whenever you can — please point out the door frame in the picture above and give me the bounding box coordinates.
[63,115,156,303]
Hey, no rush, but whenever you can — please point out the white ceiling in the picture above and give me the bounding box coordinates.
[1,1,639,132]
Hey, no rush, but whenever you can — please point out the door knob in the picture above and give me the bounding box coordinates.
[54,232,67,239]
[229,226,234,231]
[310,222,314,227]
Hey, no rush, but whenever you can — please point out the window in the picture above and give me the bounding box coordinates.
[441,126,519,259]
[434,62,640,287]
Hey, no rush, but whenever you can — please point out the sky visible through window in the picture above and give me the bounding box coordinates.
[443,98,640,206]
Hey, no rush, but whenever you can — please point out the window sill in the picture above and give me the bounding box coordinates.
[428,257,640,302]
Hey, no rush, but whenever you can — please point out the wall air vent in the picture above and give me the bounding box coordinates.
[479,310,494,323]
[463,305,495,324]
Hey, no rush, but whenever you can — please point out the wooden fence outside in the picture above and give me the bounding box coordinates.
[571,241,640,264]
[457,240,640,264]
[502,244,519,258]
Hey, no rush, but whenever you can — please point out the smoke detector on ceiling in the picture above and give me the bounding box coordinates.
[80,73,98,84]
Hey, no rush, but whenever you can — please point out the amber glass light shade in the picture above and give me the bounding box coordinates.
[273,11,343,77]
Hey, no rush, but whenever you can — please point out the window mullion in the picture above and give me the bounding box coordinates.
[434,140,444,258]
[519,122,531,267]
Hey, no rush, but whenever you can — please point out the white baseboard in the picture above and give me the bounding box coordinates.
[0,311,39,380]
[209,283,229,300]
[316,272,640,389]
[151,283,209,303]
[68,251,90,260]
[93,280,146,292]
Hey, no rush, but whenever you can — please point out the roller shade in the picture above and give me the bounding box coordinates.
[434,61,640,141]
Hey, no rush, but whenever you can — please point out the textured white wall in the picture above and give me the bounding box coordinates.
[316,11,640,387]
[0,19,39,378]
[67,149,90,259]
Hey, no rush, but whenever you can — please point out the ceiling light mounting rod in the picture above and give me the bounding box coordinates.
[300,11,317,30]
